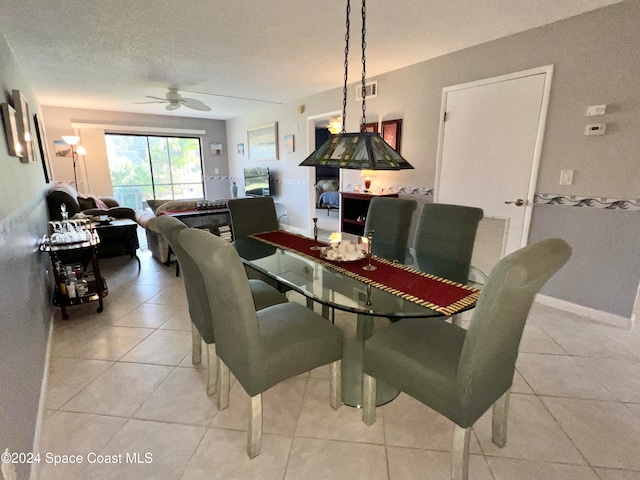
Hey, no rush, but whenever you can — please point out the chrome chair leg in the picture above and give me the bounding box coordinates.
[329,360,342,410]
[247,393,263,458]
[206,343,218,396]
[362,373,377,426]
[191,324,202,365]
[217,357,230,411]
[492,388,511,448]
[452,425,471,480]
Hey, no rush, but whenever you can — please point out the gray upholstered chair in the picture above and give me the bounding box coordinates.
[364,197,417,262]
[179,227,344,458]
[227,196,287,292]
[413,203,483,284]
[155,215,287,396]
[361,238,571,480]
[227,197,279,239]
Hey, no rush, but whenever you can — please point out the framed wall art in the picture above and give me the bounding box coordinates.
[12,89,35,163]
[34,114,53,182]
[237,143,245,155]
[209,142,223,156]
[1,103,22,157]
[247,122,278,160]
[362,122,378,133]
[381,119,402,154]
[284,134,294,153]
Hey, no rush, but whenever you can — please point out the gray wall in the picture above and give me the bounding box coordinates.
[226,2,640,318]
[41,106,230,200]
[0,36,51,480]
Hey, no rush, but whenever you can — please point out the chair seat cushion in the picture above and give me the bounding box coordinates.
[364,317,472,426]
[251,302,343,396]
[248,279,287,311]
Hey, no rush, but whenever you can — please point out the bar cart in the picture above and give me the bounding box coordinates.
[40,219,108,320]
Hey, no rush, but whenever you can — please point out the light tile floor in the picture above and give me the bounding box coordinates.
[37,251,640,480]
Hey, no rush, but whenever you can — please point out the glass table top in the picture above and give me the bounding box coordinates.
[235,235,482,319]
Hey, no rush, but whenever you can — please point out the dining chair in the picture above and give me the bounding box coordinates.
[179,227,344,458]
[413,203,484,284]
[361,238,571,480]
[227,196,289,292]
[227,197,279,239]
[155,215,288,396]
[364,197,417,262]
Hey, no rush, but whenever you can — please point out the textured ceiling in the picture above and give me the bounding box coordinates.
[0,0,623,120]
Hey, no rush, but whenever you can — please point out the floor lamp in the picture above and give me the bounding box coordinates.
[61,135,86,190]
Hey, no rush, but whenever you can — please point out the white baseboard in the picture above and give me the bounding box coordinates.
[536,294,635,330]
[29,310,55,480]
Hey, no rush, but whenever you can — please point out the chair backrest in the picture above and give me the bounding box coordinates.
[155,215,215,343]
[456,238,571,421]
[364,197,417,262]
[413,203,483,284]
[178,228,263,391]
[227,197,279,239]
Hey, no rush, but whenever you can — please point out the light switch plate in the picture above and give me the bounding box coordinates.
[586,104,607,116]
[560,169,574,185]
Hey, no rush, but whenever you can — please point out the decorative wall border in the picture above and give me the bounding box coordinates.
[534,193,640,211]
[343,184,434,196]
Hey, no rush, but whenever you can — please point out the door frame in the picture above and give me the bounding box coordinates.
[434,65,554,254]
[305,109,341,234]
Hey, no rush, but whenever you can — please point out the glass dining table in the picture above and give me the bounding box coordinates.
[234,232,482,407]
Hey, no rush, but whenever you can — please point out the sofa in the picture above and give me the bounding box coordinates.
[136,199,231,264]
[46,182,136,221]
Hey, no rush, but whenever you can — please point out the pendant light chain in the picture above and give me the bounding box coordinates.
[341,0,351,134]
[361,0,367,131]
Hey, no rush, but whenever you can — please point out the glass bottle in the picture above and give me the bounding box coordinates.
[76,272,88,297]
[66,273,77,299]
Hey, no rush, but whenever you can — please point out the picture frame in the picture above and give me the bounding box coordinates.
[237,143,245,155]
[209,142,223,156]
[381,119,402,154]
[284,134,295,153]
[53,139,72,157]
[1,103,22,157]
[12,89,35,163]
[247,122,278,160]
[362,122,379,133]
[33,113,53,183]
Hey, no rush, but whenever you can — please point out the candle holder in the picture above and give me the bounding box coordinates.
[310,217,322,250]
[363,230,377,271]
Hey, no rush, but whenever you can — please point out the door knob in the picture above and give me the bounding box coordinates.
[504,199,525,206]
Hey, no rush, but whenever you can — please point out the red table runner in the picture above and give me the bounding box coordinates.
[250,230,480,316]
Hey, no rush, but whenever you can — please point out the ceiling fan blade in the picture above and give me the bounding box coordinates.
[182,97,212,111]
[134,100,166,104]
[145,96,167,101]
[165,103,181,111]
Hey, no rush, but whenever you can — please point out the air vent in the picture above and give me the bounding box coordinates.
[355,81,378,101]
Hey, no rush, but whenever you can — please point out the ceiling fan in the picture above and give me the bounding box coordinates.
[136,88,212,112]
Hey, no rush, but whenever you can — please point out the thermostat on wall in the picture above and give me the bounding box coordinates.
[584,123,606,136]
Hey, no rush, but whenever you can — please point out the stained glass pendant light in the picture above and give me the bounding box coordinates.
[300,0,413,170]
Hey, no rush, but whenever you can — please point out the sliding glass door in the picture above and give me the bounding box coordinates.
[105,134,204,210]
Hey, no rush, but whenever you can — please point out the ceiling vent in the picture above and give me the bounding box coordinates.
[355,81,378,101]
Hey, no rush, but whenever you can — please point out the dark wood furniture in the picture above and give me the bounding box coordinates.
[340,192,398,236]
[41,232,108,320]
[93,219,140,267]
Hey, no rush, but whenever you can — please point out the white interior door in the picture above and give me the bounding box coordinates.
[435,66,552,257]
